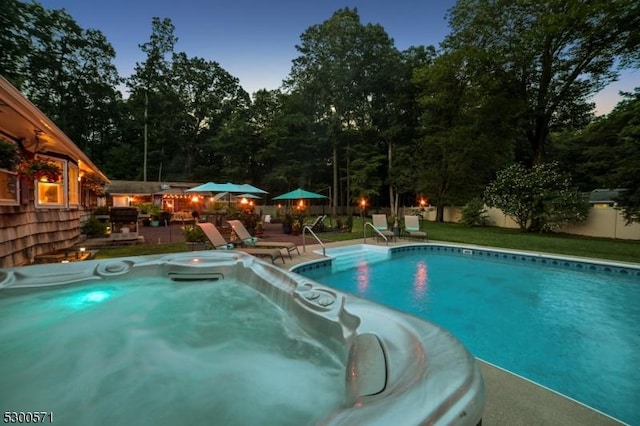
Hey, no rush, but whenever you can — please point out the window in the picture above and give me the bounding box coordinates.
[35,157,66,208]
[0,170,19,206]
[68,163,79,207]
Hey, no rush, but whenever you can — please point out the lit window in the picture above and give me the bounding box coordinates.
[0,170,20,206]
[35,158,66,208]
[68,163,79,207]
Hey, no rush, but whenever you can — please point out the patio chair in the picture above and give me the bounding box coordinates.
[371,214,395,241]
[227,220,300,259]
[303,214,327,231]
[196,222,285,264]
[404,215,428,241]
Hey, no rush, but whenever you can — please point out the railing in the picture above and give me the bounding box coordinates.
[364,222,388,245]
[302,226,326,256]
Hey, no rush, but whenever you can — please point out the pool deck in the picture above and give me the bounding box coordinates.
[286,238,625,426]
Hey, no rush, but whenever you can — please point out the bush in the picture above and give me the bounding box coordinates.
[483,162,589,232]
[182,225,207,242]
[460,199,488,227]
[82,216,108,238]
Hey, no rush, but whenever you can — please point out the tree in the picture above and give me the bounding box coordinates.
[377,46,436,219]
[610,94,640,223]
[483,162,589,232]
[127,17,177,181]
[0,0,122,157]
[261,91,329,192]
[170,52,249,180]
[552,88,640,223]
[286,8,398,215]
[413,51,513,221]
[0,0,31,87]
[444,0,640,165]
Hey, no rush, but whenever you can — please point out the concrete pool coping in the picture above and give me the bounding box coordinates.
[287,239,627,426]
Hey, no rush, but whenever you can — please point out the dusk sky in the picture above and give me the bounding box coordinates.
[38,0,639,115]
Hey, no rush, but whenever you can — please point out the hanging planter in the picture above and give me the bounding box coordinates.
[17,157,62,182]
[0,140,20,171]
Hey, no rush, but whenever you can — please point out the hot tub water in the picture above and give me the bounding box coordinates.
[0,277,345,426]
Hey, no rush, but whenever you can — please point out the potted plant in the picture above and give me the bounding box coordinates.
[136,203,153,226]
[291,220,301,236]
[0,140,20,171]
[144,204,162,227]
[255,221,264,236]
[182,224,208,250]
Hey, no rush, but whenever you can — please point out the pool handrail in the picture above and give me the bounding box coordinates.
[302,225,326,256]
[364,222,388,246]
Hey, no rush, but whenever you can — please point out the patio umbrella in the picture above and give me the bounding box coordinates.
[272,188,327,200]
[187,182,267,194]
[238,183,268,194]
[235,193,262,199]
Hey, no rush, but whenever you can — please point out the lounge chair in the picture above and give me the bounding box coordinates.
[371,214,395,241]
[303,214,327,231]
[403,215,428,241]
[196,222,285,264]
[227,220,300,259]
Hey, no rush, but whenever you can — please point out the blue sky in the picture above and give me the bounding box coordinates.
[38,0,639,115]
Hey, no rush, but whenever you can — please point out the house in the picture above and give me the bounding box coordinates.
[0,76,109,267]
[587,188,624,208]
[105,180,207,214]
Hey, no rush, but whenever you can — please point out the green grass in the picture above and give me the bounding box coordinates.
[423,221,640,264]
[94,218,640,264]
[94,243,189,259]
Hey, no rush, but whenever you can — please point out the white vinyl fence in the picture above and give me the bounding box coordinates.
[414,206,640,240]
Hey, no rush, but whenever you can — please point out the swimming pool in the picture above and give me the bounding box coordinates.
[0,251,485,425]
[295,244,640,425]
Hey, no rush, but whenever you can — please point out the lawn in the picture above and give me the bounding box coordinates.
[94,217,640,264]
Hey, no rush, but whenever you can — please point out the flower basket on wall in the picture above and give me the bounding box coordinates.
[17,157,62,182]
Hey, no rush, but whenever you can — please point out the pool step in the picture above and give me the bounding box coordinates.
[330,248,390,272]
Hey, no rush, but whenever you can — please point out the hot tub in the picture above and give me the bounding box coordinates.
[0,251,484,425]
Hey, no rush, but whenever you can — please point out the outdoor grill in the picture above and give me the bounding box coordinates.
[109,207,139,235]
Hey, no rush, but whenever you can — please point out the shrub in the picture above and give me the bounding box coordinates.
[460,199,488,227]
[483,162,589,232]
[82,216,108,238]
[182,225,207,242]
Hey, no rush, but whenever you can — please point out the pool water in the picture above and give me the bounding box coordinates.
[300,250,640,425]
[0,277,346,426]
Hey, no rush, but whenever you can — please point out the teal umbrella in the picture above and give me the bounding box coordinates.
[235,193,262,199]
[272,188,327,200]
[187,182,267,194]
[237,183,268,194]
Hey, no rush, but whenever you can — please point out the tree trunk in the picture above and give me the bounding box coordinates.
[143,90,148,182]
[332,143,338,218]
[346,141,351,216]
[530,117,549,166]
[388,141,398,219]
